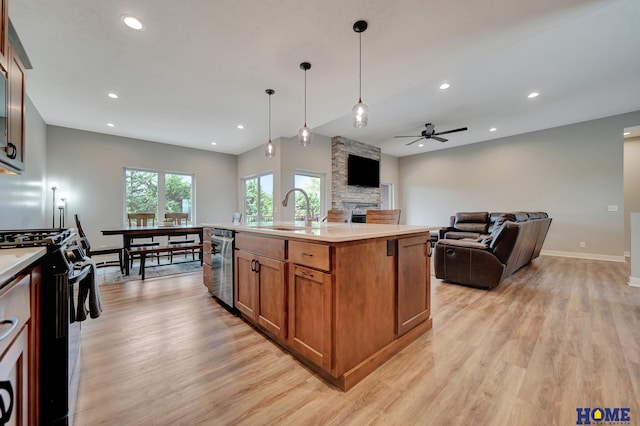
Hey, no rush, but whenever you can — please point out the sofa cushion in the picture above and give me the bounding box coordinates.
[454,212,489,233]
[455,212,489,223]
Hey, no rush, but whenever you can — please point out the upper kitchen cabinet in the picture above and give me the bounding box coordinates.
[0,0,7,68]
[0,18,30,174]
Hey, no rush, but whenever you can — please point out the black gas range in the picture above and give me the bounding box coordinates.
[0,227,88,425]
[0,227,76,250]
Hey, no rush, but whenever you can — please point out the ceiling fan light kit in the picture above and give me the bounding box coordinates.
[352,20,369,128]
[264,89,276,158]
[298,62,312,147]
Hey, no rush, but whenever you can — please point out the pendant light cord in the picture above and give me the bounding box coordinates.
[304,69,307,125]
[358,32,362,102]
[269,94,272,140]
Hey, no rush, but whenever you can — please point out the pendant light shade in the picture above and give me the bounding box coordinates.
[352,20,369,128]
[298,62,312,146]
[264,89,276,158]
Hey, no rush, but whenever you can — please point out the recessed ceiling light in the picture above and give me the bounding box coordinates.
[418,143,424,147]
[489,127,497,132]
[211,142,217,145]
[237,124,244,129]
[439,83,450,90]
[108,93,118,99]
[122,15,143,30]
[107,123,115,127]
[528,92,540,99]
[623,131,631,136]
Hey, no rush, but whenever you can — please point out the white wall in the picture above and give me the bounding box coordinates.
[46,126,237,248]
[624,136,640,253]
[0,96,48,229]
[399,110,640,260]
[381,153,399,210]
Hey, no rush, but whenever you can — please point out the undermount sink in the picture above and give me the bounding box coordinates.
[256,225,310,231]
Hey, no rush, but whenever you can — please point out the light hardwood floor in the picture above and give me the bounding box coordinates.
[74,256,639,425]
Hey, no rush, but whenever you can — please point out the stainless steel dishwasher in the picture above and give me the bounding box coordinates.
[210,228,236,312]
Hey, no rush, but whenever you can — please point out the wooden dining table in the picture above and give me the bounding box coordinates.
[101,224,204,275]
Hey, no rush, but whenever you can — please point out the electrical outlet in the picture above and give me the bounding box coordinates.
[580,241,586,248]
[608,205,618,212]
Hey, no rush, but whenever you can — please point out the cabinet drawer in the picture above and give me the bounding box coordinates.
[0,274,30,356]
[289,241,330,272]
[236,233,285,260]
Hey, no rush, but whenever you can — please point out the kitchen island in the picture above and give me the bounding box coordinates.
[202,222,436,391]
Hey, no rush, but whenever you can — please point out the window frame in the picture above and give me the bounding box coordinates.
[293,169,325,221]
[123,167,195,224]
[242,171,274,224]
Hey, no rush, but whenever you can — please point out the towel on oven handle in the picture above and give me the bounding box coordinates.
[75,258,102,321]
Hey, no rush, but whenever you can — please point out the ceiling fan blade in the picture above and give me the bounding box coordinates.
[405,137,425,146]
[433,127,468,136]
[394,135,422,138]
[431,136,448,143]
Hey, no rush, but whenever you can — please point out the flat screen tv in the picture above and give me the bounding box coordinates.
[347,154,380,188]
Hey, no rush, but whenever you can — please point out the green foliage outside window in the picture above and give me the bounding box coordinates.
[125,170,158,214]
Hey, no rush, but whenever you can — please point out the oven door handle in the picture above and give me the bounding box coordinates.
[0,318,18,342]
[0,380,14,423]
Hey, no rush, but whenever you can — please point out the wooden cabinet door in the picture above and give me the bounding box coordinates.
[7,43,24,168]
[0,326,29,426]
[234,250,257,320]
[288,265,332,371]
[397,235,431,336]
[256,256,286,340]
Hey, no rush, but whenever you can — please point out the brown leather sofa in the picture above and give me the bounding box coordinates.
[434,212,551,289]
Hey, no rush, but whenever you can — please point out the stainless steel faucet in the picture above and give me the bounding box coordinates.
[282,188,312,226]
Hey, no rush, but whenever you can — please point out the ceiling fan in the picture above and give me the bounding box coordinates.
[394,123,468,145]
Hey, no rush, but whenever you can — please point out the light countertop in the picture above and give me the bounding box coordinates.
[0,247,46,287]
[201,221,439,243]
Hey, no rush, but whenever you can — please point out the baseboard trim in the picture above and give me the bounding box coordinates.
[541,250,625,263]
[629,276,640,288]
[625,251,631,258]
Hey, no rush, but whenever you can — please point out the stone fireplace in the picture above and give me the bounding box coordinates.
[331,136,381,214]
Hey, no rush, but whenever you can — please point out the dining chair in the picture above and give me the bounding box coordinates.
[127,212,160,266]
[74,214,124,273]
[164,212,196,263]
[366,209,401,224]
[326,209,352,223]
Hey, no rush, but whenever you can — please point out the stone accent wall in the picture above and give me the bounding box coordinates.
[331,136,380,213]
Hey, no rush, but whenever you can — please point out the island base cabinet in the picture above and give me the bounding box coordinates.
[235,250,287,341]
[397,235,431,336]
[256,256,286,340]
[288,265,332,372]
[235,250,257,318]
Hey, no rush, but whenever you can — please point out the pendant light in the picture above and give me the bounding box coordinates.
[352,20,369,128]
[264,89,276,158]
[298,62,312,146]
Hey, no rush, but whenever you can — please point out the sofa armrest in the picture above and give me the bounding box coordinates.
[434,239,505,289]
[436,238,489,250]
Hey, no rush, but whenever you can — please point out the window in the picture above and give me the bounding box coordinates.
[124,168,194,223]
[243,172,273,224]
[380,182,394,210]
[294,171,324,221]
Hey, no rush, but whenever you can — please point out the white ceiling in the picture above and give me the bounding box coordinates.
[9,0,640,157]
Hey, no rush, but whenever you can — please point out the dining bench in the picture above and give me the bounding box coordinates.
[126,243,203,279]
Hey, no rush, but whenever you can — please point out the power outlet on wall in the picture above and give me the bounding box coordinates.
[579,241,587,248]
